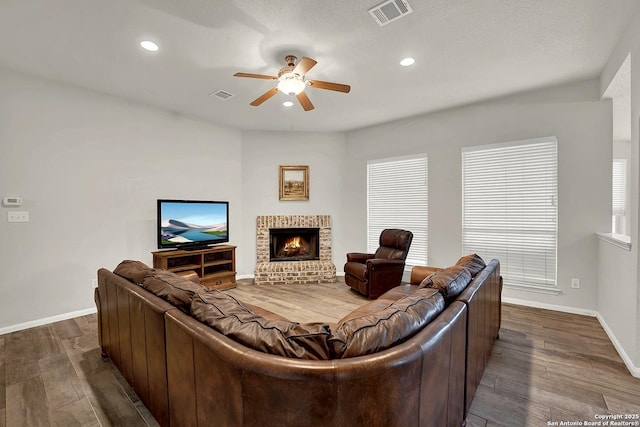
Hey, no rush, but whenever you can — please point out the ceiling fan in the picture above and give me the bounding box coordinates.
[233,55,351,111]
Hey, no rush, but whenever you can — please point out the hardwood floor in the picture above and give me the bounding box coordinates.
[1,278,639,426]
[467,303,640,426]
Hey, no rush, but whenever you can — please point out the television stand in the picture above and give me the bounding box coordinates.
[179,244,210,251]
[152,245,236,290]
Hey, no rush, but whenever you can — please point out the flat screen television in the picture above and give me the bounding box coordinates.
[157,199,229,250]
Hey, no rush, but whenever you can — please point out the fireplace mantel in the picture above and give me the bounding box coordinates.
[254,215,336,285]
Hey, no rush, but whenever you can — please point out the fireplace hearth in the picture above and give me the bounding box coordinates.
[270,228,319,262]
[255,215,336,285]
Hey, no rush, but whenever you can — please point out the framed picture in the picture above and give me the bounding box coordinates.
[279,165,309,201]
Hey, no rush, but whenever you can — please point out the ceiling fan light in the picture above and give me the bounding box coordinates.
[282,101,294,107]
[140,40,159,52]
[400,57,415,66]
[277,74,306,95]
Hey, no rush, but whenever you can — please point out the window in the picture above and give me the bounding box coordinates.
[462,137,558,292]
[367,155,428,266]
[604,53,631,240]
[612,158,627,235]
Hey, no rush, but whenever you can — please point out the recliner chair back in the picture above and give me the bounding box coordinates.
[374,229,413,260]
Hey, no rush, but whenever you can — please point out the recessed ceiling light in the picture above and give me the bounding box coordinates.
[282,101,294,107]
[140,40,159,52]
[400,57,415,67]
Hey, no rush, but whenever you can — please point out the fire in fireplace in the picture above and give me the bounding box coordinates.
[269,228,320,262]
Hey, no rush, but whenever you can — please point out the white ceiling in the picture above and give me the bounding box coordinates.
[0,0,637,132]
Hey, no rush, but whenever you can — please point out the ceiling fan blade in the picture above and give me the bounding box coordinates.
[307,80,351,93]
[234,72,277,80]
[296,91,315,111]
[292,57,317,76]
[250,87,279,106]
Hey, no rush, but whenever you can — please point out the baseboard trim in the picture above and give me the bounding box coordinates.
[502,297,598,317]
[595,313,640,378]
[0,307,97,336]
[503,297,640,378]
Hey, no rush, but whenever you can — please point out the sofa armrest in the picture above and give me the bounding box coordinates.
[346,252,375,263]
[366,258,405,269]
[410,266,443,285]
[366,259,407,299]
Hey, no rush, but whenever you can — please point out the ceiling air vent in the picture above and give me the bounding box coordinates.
[209,90,235,100]
[368,0,413,27]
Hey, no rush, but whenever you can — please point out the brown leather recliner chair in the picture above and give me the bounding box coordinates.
[344,229,413,299]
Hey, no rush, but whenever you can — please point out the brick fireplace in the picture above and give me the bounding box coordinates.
[254,215,336,285]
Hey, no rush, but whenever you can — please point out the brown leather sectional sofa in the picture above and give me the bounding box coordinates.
[95,256,501,427]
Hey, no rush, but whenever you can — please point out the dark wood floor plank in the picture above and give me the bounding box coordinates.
[6,359,40,386]
[32,326,65,360]
[494,376,604,418]
[604,393,640,413]
[501,344,594,372]
[550,407,597,425]
[51,318,84,340]
[548,370,640,408]
[468,382,552,427]
[81,369,149,427]
[0,340,4,427]
[133,400,160,427]
[5,329,38,362]
[546,362,640,397]
[47,398,100,427]
[484,351,549,378]
[0,334,4,415]
[543,339,620,364]
[39,354,85,410]
[465,412,488,427]
[487,358,607,409]
[6,376,50,427]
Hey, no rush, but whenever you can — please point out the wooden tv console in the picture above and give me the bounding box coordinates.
[152,245,236,290]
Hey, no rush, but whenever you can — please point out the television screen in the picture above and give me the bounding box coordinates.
[157,199,229,250]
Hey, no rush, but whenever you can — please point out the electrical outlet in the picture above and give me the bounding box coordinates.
[571,278,580,289]
[8,211,29,222]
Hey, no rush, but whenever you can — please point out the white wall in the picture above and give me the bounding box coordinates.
[344,79,611,312]
[599,4,640,372]
[239,131,348,275]
[0,68,242,330]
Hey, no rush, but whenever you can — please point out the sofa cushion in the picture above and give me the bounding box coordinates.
[455,253,486,276]
[191,292,332,360]
[142,270,205,312]
[377,284,419,302]
[113,260,154,284]
[244,303,291,322]
[418,265,472,304]
[329,288,444,359]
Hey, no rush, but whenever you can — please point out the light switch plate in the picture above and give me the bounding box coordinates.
[3,197,22,206]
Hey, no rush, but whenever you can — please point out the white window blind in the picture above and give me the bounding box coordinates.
[612,159,627,216]
[612,158,627,235]
[367,155,428,266]
[462,137,557,290]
